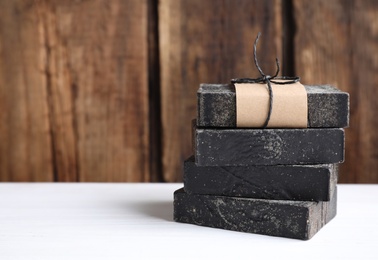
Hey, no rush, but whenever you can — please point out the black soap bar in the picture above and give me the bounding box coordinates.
[193,124,344,166]
[174,187,337,240]
[184,156,337,201]
[197,84,349,128]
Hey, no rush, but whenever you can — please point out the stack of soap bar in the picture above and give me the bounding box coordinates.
[174,84,349,240]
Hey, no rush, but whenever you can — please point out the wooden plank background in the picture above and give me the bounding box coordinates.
[293,0,378,183]
[0,0,376,183]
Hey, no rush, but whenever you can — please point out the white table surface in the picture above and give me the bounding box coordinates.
[0,183,377,260]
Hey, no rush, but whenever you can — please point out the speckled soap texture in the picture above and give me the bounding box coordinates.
[197,84,349,128]
[183,156,338,201]
[174,187,337,240]
[193,124,345,166]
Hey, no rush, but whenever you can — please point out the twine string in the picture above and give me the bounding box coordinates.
[231,32,300,128]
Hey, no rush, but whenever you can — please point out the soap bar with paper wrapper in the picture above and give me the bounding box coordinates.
[197,84,349,128]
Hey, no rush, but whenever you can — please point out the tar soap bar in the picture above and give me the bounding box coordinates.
[193,124,344,166]
[174,187,337,240]
[197,84,349,128]
[184,156,337,201]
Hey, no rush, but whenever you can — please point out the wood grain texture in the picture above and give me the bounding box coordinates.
[0,0,54,181]
[0,0,151,182]
[293,0,378,183]
[1,0,377,183]
[159,0,282,182]
[147,0,163,182]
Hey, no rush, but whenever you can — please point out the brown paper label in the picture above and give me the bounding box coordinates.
[235,81,308,128]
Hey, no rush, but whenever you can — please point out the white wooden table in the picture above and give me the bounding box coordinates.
[0,183,377,259]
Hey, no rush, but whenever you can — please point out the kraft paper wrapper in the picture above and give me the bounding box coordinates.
[235,81,308,128]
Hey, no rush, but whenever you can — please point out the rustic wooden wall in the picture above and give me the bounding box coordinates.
[293,0,378,183]
[0,0,376,182]
[0,0,153,182]
[159,0,283,182]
